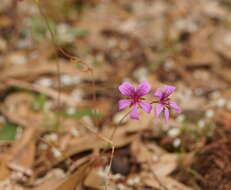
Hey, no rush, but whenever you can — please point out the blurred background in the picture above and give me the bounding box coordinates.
[0,0,231,190]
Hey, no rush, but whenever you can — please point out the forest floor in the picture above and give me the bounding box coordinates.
[0,0,231,190]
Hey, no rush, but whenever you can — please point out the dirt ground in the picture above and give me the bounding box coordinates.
[0,0,231,190]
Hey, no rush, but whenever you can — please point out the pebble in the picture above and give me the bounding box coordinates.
[8,52,27,65]
[36,78,53,87]
[173,138,181,148]
[127,176,140,186]
[66,107,76,115]
[70,128,79,137]
[70,89,83,103]
[198,120,206,129]
[176,114,185,123]
[205,109,214,118]
[51,147,62,158]
[168,128,180,137]
[216,98,226,107]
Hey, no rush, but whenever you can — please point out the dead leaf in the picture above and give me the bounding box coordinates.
[8,127,37,176]
[0,154,11,180]
[84,169,105,190]
[26,169,65,190]
[142,173,193,190]
[54,161,92,190]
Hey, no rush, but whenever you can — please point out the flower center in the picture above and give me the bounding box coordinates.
[160,98,170,107]
[133,94,140,103]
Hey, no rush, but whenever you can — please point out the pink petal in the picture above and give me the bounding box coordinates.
[164,85,176,97]
[169,101,181,113]
[155,104,164,118]
[153,88,164,98]
[139,102,152,114]
[136,81,151,97]
[118,99,132,110]
[118,82,135,97]
[130,104,139,120]
[164,108,170,123]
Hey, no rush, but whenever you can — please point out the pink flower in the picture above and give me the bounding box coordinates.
[153,85,181,123]
[118,81,152,120]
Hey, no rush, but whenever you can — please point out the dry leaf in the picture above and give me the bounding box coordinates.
[0,155,11,180]
[54,161,92,190]
[8,127,37,176]
[142,173,193,190]
[26,169,65,190]
[84,169,105,190]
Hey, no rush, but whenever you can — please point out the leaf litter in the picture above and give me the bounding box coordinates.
[0,0,231,190]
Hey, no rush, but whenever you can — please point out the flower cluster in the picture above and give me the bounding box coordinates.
[118,81,181,122]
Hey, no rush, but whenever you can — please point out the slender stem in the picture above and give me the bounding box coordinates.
[104,109,131,190]
[110,109,131,140]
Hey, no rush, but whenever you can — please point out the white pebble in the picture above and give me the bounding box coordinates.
[66,107,76,115]
[127,177,140,186]
[70,128,79,137]
[60,75,73,85]
[111,173,124,180]
[57,23,75,42]
[9,53,27,65]
[198,120,205,129]
[205,109,214,118]
[97,167,108,178]
[168,128,180,137]
[52,148,62,158]
[44,133,58,142]
[133,176,140,184]
[117,184,126,190]
[36,78,53,87]
[70,89,83,103]
[216,98,226,107]
[176,114,185,123]
[60,74,81,86]
[44,101,53,110]
[173,138,181,147]
[133,67,148,82]
[127,178,134,185]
